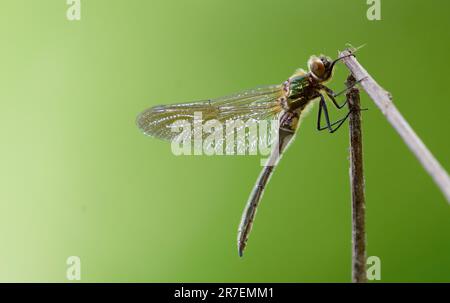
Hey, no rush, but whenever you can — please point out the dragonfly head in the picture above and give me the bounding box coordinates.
[308,55,334,83]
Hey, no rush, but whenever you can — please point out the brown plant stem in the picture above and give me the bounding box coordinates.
[346,75,367,283]
[340,50,450,204]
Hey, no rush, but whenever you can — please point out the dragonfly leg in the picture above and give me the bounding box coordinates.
[317,94,334,132]
[326,91,347,109]
[317,94,364,133]
[328,111,352,133]
[332,77,365,97]
[320,77,367,109]
[328,105,371,133]
[319,86,347,109]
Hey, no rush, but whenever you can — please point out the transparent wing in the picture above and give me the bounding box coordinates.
[136,84,284,142]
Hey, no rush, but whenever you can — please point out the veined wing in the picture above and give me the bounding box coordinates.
[136,84,284,141]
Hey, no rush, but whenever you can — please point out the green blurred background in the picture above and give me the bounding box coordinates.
[0,0,449,282]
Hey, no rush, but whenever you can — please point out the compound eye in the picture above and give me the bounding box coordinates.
[309,57,325,78]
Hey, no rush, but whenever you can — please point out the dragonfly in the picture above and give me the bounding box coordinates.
[136,51,361,257]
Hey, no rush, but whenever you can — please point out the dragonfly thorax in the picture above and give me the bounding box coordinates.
[283,72,321,112]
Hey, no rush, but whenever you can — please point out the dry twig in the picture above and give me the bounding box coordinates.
[340,50,450,203]
[346,75,367,283]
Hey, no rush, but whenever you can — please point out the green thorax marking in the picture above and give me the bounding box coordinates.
[288,74,310,98]
[285,72,319,111]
